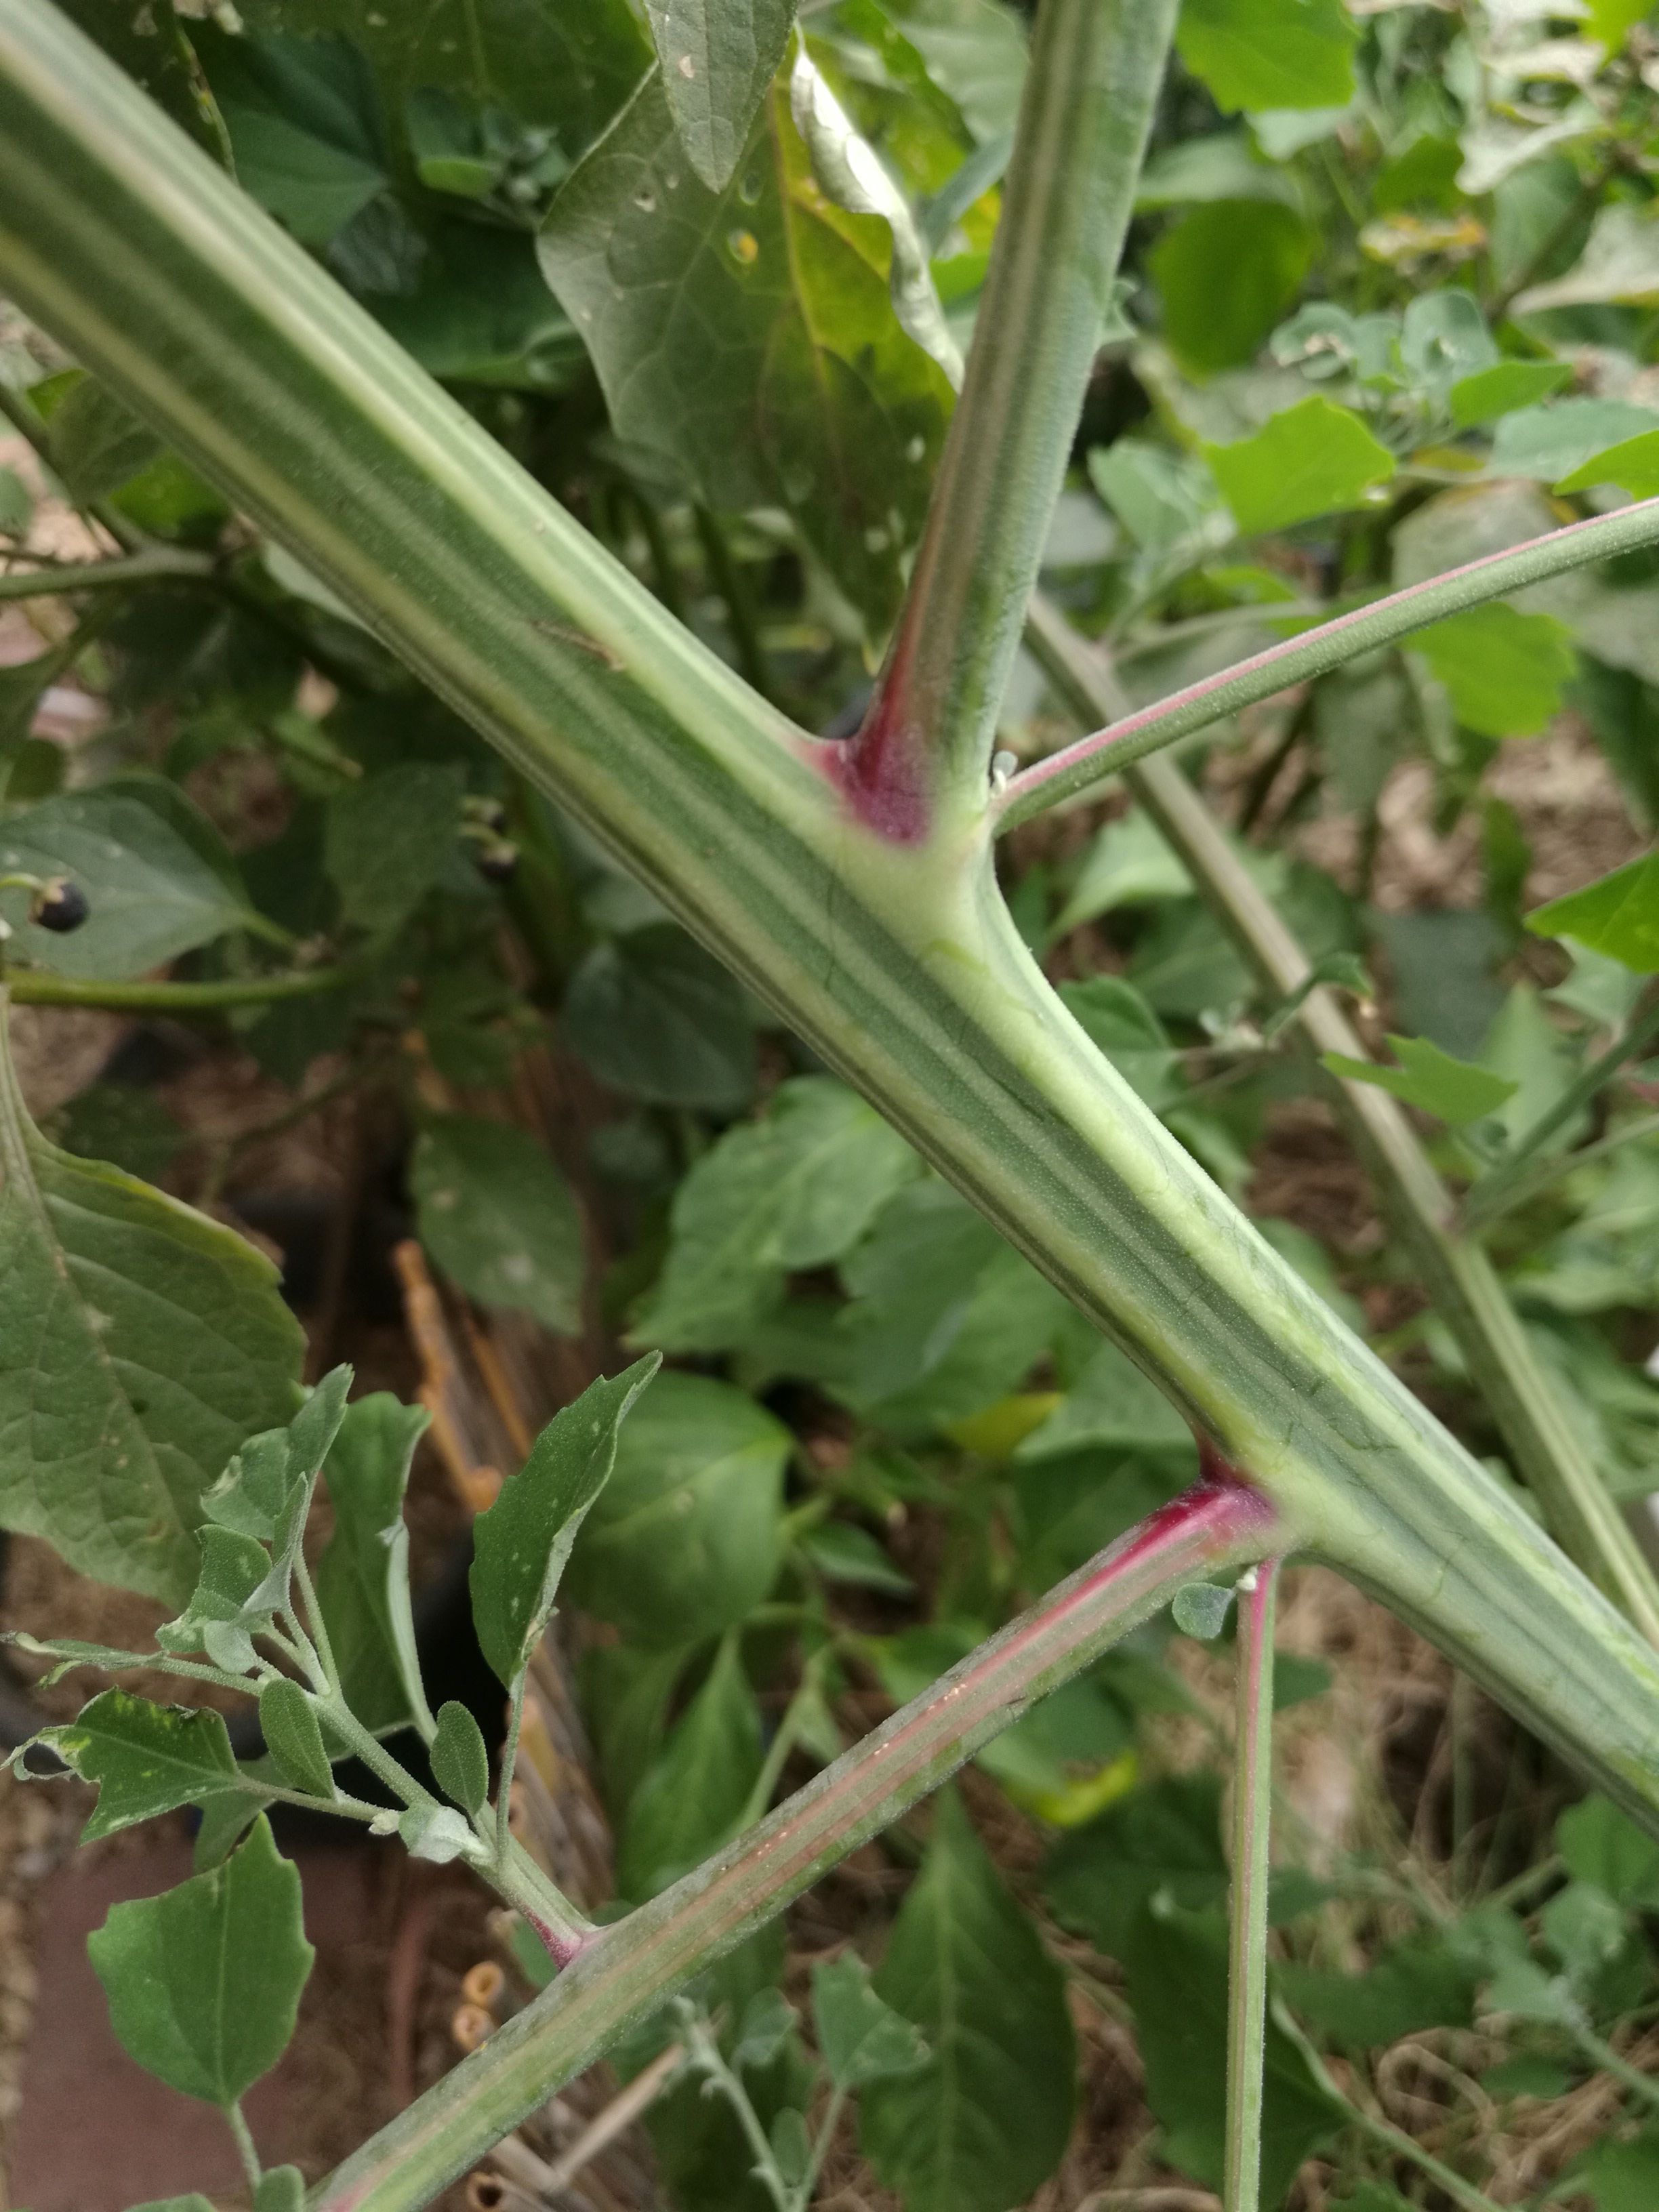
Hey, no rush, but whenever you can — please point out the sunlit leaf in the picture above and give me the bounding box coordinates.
[1448,359,1572,428]
[1322,1033,1517,1127]
[1410,602,1576,738]
[1527,853,1659,975]
[1557,426,1659,499]
[1206,395,1394,533]
[18,1690,243,1840]
[1150,200,1314,377]
[1176,0,1356,115]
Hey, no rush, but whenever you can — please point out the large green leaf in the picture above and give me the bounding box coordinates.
[0,779,264,979]
[617,1633,762,1896]
[316,1393,431,1732]
[194,24,388,249]
[1410,602,1576,738]
[323,762,464,936]
[1043,1774,1229,1955]
[20,1689,245,1840]
[1149,201,1313,377]
[645,0,797,192]
[1528,853,1659,975]
[539,66,954,628]
[564,1371,790,1647]
[470,1353,661,1685]
[411,1113,585,1334]
[637,1076,918,1351]
[1175,0,1356,115]
[88,1816,314,2106]
[561,926,756,1111]
[1119,1900,1340,2198]
[0,1004,304,1600]
[239,0,650,157]
[1206,395,1394,533]
[861,1790,1076,2212]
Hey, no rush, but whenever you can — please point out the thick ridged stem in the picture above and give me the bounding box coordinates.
[1023,594,1659,1641]
[313,1479,1278,2211]
[1001,501,1659,831]
[845,0,1176,833]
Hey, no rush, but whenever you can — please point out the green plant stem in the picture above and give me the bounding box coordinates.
[1464,990,1659,1229]
[291,1555,339,1696]
[1473,1109,1659,1225]
[6,962,359,1011]
[854,0,1177,817]
[225,2099,262,2190]
[0,545,211,598]
[311,1483,1275,2210]
[680,2003,791,2212]
[1000,499,1659,830]
[1274,2001,1507,2212]
[1225,1559,1279,2212]
[1022,592,1659,1641]
[1573,2021,1659,2115]
[18,0,1659,1996]
[496,1669,527,1874]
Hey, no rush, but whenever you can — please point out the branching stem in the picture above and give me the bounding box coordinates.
[7,962,360,1012]
[1001,499,1659,830]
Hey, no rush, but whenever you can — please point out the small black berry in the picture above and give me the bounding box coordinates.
[30,878,89,934]
[473,842,519,885]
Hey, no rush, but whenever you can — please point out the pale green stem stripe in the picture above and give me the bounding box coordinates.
[1022,593,1659,1640]
[1000,498,1659,830]
[1225,1559,1278,2212]
[312,1483,1277,2211]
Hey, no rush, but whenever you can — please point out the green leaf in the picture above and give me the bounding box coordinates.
[564,1371,789,1649]
[882,0,1027,144]
[411,1114,585,1334]
[88,1816,314,2106]
[1448,359,1573,428]
[0,779,264,980]
[470,1353,662,1685]
[240,0,650,157]
[1016,1336,1193,1461]
[561,926,756,1111]
[253,2169,308,2212]
[1489,397,1659,483]
[1057,977,1182,1109]
[539,68,953,629]
[1206,396,1395,533]
[1511,203,1659,316]
[1043,1774,1229,1954]
[194,26,388,249]
[1575,2127,1659,2212]
[1526,853,1659,975]
[1558,1794,1659,1906]
[1410,602,1576,737]
[316,1393,431,1733]
[47,374,162,500]
[1322,1034,1517,1127]
[1176,0,1356,114]
[1149,200,1314,377]
[49,1084,184,1183]
[812,1952,928,2087]
[60,0,227,152]
[1120,1900,1339,2196]
[636,1076,918,1352]
[861,1790,1075,2212]
[0,462,30,534]
[431,1700,491,1816]
[1050,814,1193,937]
[798,1520,914,1595]
[1172,1580,1235,1639]
[646,0,797,192]
[258,1678,335,1799]
[1557,426,1659,499]
[20,1690,243,1840]
[1278,1933,1478,2048]
[0,1005,304,1601]
[323,762,464,936]
[733,1985,797,2070]
[618,1635,762,1897]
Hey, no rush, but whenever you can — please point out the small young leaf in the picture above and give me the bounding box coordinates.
[1321,1035,1518,1127]
[470,1353,662,1687]
[733,1985,797,2072]
[431,1700,491,1817]
[20,1690,243,1839]
[316,1394,432,1735]
[1556,424,1659,499]
[156,1528,281,1676]
[1172,1581,1237,1640]
[1446,359,1572,428]
[1527,853,1659,975]
[769,2106,811,2187]
[812,1952,928,2089]
[1206,396,1394,534]
[398,1803,478,1864]
[88,1816,314,2106]
[253,2169,307,2212]
[411,1114,585,1336]
[1557,1794,1659,1907]
[258,1679,335,1800]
